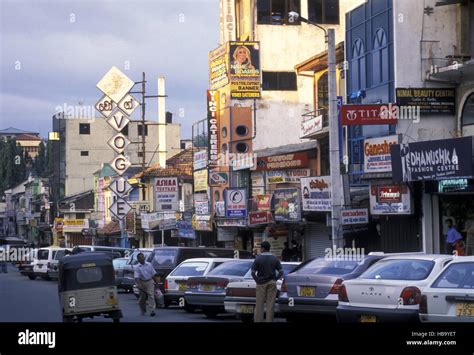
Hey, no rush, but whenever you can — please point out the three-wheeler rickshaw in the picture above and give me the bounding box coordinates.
[58,252,123,323]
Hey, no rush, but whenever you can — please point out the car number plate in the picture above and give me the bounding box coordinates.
[299,287,315,297]
[240,305,254,314]
[456,303,474,317]
[360,315,377,323]
[178,283,187,291]
[202,284,215,292]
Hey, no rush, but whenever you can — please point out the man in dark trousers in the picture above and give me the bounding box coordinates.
[251,241,283,322]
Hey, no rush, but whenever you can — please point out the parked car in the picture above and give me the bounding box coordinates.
[147,247,253,292]
[164,258,235,310]
[32,247,69,280]
[113,257,131,292]
[419,256,474,322]
[19,249,38,279]
[47,248,70,279]
[336,254,453,322]
[184,259,254,318]
[277,255,389,321]
[224,262,300,322]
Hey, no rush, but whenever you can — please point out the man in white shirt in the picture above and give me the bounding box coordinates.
[134,253,159,316]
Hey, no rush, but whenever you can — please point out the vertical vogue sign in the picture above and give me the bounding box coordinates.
[155,177,179,212]
[390,137,474,182]
[207,90,220,168]
[96,66,138,221]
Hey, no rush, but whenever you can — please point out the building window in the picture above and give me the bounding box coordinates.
[235,125,249,136]
[317,71,328,112]
[257,0,301,25]
[79,123,90,135]
[308,0,339,24]
[137,124,148,136]
[138,151,144,157]
[371,28,388,86]
[462,93,474,126]
[80,151,89,156]
[262,71,297,91]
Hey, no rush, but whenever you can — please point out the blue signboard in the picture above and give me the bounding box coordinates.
[176,220,196,239]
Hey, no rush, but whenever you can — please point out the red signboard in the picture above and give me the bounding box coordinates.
[256,194,272,211]
[340,104,398,126]
[370,185,407,204]
[248,211,274,226]
[256,152,309,171]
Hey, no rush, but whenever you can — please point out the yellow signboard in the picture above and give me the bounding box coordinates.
[194,170,208,192]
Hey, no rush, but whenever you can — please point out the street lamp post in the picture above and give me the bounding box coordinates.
[289,13,343,248]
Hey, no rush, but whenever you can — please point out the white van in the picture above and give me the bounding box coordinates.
[33,247,68,280]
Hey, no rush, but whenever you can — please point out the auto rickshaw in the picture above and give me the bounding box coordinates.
[58,252,123,323]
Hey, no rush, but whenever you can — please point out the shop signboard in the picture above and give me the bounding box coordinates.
[176,220,196,239]
[248,211,274,226]
[192,214,213,231]
[228,41,261,99]
[266,169,311,184]
[193,150,208,171]
[273,188,301,222]
[363,135,399,173]
[154,177,179,211]
[63,219,89,233]
[396,88,456,115]
[194,169,208,192]
[340,104,398,126]
[369,183,412,215]
[224,188,247,218]
[341,209,369,225]
[390,137,474,182]
[209,172,228,185]
[216,218,247,227]
[209,44,229,90]
[256,152,309,171]
[301,176,331,212]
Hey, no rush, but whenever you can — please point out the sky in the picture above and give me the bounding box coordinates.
[0,0,220,139]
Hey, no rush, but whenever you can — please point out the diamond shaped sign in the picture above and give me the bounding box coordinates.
[110,154,131,176]
[118,94,140,116]
[96,66,135,104]
[107,111,130,132]
[95,95,117,118]
[109,197,133,220]
[108,177,133,197]
[107,133,130,154]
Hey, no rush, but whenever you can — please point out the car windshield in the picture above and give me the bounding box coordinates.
[170,262,209,277]
[76,267,103,283]
[208,261,252,276]
[361,259,435,280]
[37,249,49,260]
[293,258,359,275]
[432,262,474,289]
[150,249,177,268]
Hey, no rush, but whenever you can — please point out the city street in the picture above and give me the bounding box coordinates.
[0,265,239,323]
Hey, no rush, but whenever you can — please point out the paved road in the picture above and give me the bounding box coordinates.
[0,264,240,323]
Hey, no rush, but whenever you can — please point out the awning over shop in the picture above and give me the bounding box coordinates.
[97,220,121,237]
[427,59,474,83]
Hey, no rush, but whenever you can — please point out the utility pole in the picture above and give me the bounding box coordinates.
[288,12,343,248]
[328,28,343,249]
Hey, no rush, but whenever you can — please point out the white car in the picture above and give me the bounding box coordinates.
[224,262,300,321]
[164,258,235,310]
[33,247,68,280]
[336,254,453,322]
[419,256,474,322]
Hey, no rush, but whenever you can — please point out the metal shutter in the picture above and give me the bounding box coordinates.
[303,222,332,260]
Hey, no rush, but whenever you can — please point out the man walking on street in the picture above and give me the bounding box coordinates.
[134,253,159,317]
[251,241,283,322]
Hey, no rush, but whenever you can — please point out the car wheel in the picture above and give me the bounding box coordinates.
[62,316,73,323]
[202,307,219,319]
[28,275,36,280]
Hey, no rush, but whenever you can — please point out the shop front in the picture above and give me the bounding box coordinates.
[391,136,474,254]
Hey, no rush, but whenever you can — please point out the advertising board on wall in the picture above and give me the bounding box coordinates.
[301,176,331,212]
[207,90,220,168]
[363,135,399,173]
[154,177,179,212]
[369,183,412,215]
[224,188,248,218]
[273,188,301,222]
[228,41,261,99]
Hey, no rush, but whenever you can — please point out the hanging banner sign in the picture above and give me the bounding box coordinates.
[194,150,208,171]
[225,188,248,218]
[194,169,208,192]
[155,177,179,211]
